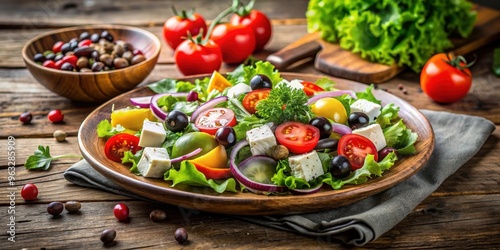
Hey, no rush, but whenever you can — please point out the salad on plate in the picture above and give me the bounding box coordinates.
[96,61,418,194]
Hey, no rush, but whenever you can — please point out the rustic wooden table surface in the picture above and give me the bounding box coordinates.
[1,1,499,249]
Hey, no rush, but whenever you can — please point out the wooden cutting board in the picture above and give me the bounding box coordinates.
[266,4,500,83]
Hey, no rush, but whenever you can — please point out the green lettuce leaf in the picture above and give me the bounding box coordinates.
[122,150,143,174]
[164,161,237,193]
[96,119,125,138]
[306,0,476,72]
[226,61,282,86]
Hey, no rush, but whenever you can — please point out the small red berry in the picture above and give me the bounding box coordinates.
[47,109,64,123]
[19,112,33,124]
[21,183,38,201]
[113,203,129,221]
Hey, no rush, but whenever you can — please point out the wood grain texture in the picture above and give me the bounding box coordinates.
[267,5,500,84]
[0,0,309,28]
[22,25,161,102]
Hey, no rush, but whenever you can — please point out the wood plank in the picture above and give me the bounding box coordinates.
[0,24,308,68]
[0,0,308,28]
[0,195,498,248]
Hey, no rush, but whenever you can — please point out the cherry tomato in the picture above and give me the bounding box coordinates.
[210,23,256,64]
[42,60,56,69]
[310,98,347,124]
[52,41,64,53]
[337,134,378,170]
[275,121,320,155]
[194,108,237,135]
[174,39,222,75]
[163,11,207,50]
[104,133,141,162]
[242,88,270,114]
[47,109,64,123]
[230,9,272,52]
[21,183,38,201]
[113,203,129,221]
[420,53,473,103]
[300,81,324,96]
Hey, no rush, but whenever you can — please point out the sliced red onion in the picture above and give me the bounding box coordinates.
[170,148,202,163]
[306,90,357,105]
[190,96,228,121]
[229,140,288,194]
[332,122,352,135]
[290,182,323,195]
[130,96,153,108]
[150,92,189,121]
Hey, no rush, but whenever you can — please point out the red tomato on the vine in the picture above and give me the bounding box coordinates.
[230,9,272,52]
[163,11,207,50]
[174,39,222,75]
[210,23,256,64]
[420,53,473,103]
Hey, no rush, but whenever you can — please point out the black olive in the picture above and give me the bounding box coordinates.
[215,126,237,148]
[309,116,333,138]
[45,53,56,61]
[60,62,74,71]
[250,74,272,90]
[165,110,189,132]
[314,138,338,151]
[91,61,105,72]
[54,53,64,62]
[60,43,72,54]
[33,53,46,63]
[69,41,78,51]
[79,31,90,41]
[74,46,95,57]
[379,147,399,160]
[330,155,351,179]
[90,33,100,43]
[348,112,369,130]
[101,30,114,42]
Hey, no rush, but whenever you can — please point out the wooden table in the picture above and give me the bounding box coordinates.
[1,1,499,249]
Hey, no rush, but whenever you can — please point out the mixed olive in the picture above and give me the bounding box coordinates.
[33,30,146,72]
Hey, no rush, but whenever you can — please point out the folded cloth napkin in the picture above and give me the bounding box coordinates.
[64,110,495,246]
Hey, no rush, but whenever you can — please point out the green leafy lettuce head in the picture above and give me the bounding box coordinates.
[306,0,476,72]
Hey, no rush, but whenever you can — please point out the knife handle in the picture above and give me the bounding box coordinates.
[266,40,322,70]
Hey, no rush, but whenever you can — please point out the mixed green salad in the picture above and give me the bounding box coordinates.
[96,61,417,194]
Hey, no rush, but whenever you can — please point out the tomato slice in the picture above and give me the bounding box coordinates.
[194,108,237,135]
[337,134,378,170]
[275,121,320,155]
[300,81,324,96]
[104,133,141,162]
[242,88,270,114]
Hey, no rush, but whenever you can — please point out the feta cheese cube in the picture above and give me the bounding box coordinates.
[137,147,171,178]
[246,125,277,156]
[350,99,381,123]
[352,123,387,151]
[138,120,166,147]
[288,151,324,182]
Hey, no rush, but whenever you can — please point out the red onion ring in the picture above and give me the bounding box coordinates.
[190,96,228,121]
[149,92,189,121]
[170,148,202,163]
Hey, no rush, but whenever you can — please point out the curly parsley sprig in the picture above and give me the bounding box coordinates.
[255,84,312,124]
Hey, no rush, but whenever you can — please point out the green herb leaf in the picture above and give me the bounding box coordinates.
[24,145,82,171]
[493,47,500,77]
[96,119,125,138]
[256,84,312,124]
[122,150,143,174]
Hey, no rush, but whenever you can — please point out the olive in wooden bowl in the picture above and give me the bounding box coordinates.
[22,25,161,103]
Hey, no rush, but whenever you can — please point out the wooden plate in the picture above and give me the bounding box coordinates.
[78,73,434,215]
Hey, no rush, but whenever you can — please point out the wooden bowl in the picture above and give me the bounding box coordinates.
[22,25,161,103]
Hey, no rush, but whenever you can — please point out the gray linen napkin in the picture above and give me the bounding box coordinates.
[64,110,495,246]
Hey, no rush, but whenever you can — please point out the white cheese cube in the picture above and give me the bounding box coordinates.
[276,79,304,90]
[350,99,381,123]
[138,120,166,147]
[227,83,252,98]
[288,151,324,182]
[352,123,387,151]
[246,125,277,156]
[137,147,171,178]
